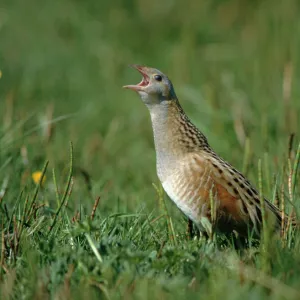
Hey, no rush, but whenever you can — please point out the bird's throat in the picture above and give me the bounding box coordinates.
[148,101,186,181]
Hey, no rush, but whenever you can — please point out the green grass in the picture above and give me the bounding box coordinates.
[1,0,300,299]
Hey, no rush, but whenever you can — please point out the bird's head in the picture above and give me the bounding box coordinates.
[123,65,177,106]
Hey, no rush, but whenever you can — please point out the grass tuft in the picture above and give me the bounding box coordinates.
[0,0,300,299]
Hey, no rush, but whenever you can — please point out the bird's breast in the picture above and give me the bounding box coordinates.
[160,155,213,223]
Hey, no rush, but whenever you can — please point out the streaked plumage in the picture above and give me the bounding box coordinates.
[124,65,288,238]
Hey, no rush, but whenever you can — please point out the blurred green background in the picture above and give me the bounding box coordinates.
[1,0,299,211]
[0,0,300,298]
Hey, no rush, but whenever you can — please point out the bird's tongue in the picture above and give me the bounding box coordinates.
[137,74,149,87]
[123,65,149,91]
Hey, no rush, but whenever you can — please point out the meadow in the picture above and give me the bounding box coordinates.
[0,0,300,299]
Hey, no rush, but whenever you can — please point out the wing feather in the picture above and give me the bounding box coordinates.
[198,151,283,235]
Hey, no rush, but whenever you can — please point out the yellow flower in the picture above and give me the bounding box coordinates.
[0,70,2,78]
[32,171,46,185]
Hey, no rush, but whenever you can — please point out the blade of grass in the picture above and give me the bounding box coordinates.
[48,142,73,235]
[26,161,49,223]
[258,158,270,271]
[52,168,61,208]
[153,183,177,246]
[291,142,300,198]
[242,137,251,174]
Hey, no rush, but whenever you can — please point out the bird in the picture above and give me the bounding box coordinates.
[123,64,290,239]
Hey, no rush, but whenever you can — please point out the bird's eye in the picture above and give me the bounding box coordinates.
[154,74,162,82]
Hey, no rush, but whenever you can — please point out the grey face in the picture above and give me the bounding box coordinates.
[123,65,177,106]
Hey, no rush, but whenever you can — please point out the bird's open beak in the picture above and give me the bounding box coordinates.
[123,65,150,92]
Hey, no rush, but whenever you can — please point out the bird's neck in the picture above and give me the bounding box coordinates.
[147,100,207,181]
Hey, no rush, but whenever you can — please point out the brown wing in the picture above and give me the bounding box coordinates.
[198,152,283,236]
